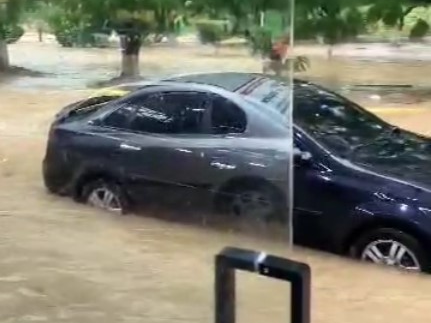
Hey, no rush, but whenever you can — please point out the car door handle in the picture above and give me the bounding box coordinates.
[120,143,141,151]
[210,160,236,170]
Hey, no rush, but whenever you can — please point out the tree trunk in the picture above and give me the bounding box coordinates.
[167,33,178,46]
[121,54,139,77]
[38,27,43,42]
[259,11,265,27]
[214,43,220,55]
[120,33,142,78]
[0,39,9,71]
[327,45,333,60]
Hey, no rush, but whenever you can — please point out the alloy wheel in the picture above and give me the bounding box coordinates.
[361,239,421,271]
[87,186,122,213]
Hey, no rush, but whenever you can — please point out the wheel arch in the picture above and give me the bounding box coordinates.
[73,169,122,201]
[342,216,431,255]
[214,175,286,206]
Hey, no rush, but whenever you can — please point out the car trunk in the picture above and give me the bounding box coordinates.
[54,95,122,125]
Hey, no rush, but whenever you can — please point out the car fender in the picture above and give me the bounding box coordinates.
[71,160,129,201]
[339,200,431,254]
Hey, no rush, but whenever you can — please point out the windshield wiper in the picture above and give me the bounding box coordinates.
[347,126,400,159]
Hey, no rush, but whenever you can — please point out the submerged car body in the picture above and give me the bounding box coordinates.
[44,72,431,272]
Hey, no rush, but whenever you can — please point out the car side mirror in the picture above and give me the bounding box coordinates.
[293,148,312,165]
[88,118,102,126]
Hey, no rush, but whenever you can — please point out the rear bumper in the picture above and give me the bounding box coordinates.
[42,152,74,196]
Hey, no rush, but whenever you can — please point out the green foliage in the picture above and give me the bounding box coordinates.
[382,6,404,26]
[366,1,428,31]
[409,18,429,39]
[343,7,366,37]
[195,20,227,45]
[5,24,24,44]
[289,0,367,45]
[45,6,90,47]
[247,26,273,57]
[1,0,34,40]
[366,4,383,24]
[113,10,156,35]
[311,6,366,45]
[43,0,186,45]
[295,8,317,40]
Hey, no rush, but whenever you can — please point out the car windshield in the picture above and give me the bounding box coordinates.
[292,82,392,155]
[246,80,431,163]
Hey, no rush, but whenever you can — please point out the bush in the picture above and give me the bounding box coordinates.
[5,25,25,44]
[54,29,77,47]
[246,26,273,57]
[49,11,81,47]
[53,23,109,48]
[410,19,429,41]
[195,20,227,46]
[47,8,99,48]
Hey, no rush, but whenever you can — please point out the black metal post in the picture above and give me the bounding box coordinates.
[215,254,236,323]
[215,247,311,323]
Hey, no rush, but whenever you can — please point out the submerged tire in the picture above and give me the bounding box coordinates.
[350,228,430,273]
[82,179,129,214]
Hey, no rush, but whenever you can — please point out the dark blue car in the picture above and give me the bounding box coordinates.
[43,72,431,272]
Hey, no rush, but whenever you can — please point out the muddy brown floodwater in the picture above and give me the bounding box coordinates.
[1,89,431,323]
[3,35,431,322]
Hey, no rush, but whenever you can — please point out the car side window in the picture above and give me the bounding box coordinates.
[210,95,247,135]
[128,92,208,134]
[101,103,136,129]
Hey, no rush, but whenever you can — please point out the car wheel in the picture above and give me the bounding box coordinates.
[82,179,128,214]
[350,228,429,272]
[221,183,284,222]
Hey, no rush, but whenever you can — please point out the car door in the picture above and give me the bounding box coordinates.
[293,130,362,248]
[100,89,213,205]
[292,134,330,246]
[193,92,252,188]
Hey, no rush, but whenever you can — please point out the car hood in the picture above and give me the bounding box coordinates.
[355,154,431,199]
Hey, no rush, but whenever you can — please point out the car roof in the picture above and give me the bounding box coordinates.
[162,72,306,91]
[116,80,254,106]
[117,72,306,93]
[162,72,262,92]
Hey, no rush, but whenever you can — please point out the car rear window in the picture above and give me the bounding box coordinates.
[163,73,258,92]
[237,77,290,114]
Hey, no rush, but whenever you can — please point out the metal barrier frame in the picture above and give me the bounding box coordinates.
[215,247,311,323]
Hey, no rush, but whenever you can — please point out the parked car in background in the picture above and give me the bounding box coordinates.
[43,72,431,273]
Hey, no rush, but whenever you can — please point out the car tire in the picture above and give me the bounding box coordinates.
[350,228,430,273]
[219,182,285,222]
[81,179,129,214]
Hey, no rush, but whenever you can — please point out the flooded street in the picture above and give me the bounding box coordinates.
[7,33,431,107]
[2,34,431,322]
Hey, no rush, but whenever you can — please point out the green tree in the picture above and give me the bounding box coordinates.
[366,0,431,32]
[0,0,38,70]
[191,0,291,35]
[0,0,24,70]
[51,0,185,77]
[297,0,366,58]
[22,1,53,42]
[191,0,248,34]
